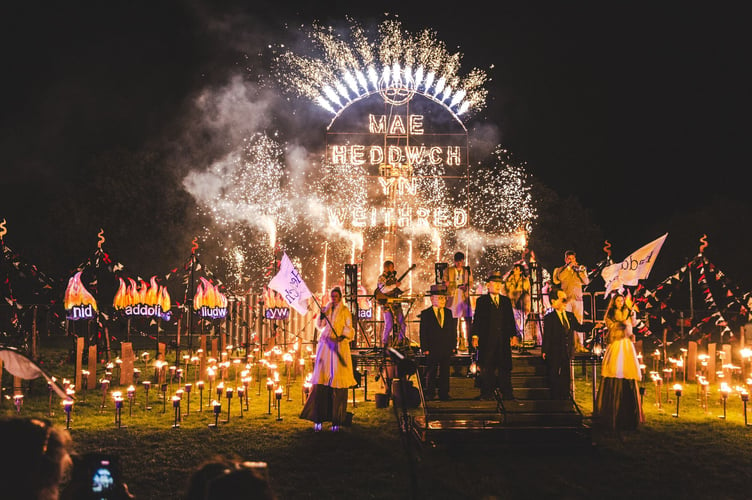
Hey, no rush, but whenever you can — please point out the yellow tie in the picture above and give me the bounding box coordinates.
[560,311,569,329]
[436,308,443,328]
[493,295,498,307]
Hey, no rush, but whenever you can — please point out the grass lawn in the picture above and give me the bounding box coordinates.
[3,338,752,499]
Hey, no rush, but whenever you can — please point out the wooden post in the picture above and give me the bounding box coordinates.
[687,341,698,382]
[104,326,112,362]
[88,345,98,389]
[120,343,135,386]
[228,302,234,348]
[741,325,746,348]
[199,335,207,380]
[32,306,38,360]
[75,337,85,390]
[211,338,218,359]
[176,317,182,354]
[240,297,247,351]
[254,294,262,348]
[707,343,717,383]
[723,343,733,381]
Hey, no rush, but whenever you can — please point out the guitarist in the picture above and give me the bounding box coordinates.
[376,260,407,347]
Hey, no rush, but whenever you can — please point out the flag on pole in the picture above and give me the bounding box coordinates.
[0,347,69,399]
[601,233,668,295]
[268,252,312,315]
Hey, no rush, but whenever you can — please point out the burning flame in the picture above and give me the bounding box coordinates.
[64,272,98,311]
[194,277,227,310]
[113,276,171,313]
[262,287,287,308]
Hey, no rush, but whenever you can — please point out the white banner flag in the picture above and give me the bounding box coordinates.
[268,253,312,315]
[601,233,668,295]
[0,347,69,399]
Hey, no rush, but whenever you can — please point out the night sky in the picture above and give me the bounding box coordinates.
[1,2,750,289]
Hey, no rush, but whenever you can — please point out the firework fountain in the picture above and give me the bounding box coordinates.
[184,18,535,301]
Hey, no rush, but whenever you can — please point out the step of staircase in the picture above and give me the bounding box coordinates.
[410,349,591,446]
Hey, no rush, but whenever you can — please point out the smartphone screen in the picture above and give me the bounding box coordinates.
[86,455,120,499]
[92,460,116,493]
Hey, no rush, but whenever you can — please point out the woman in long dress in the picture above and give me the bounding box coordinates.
[595,293,643,433]
[300,287,356,432]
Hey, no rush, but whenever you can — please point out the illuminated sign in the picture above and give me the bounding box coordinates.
[113,277,171,321]
[64,271,98,321]
[327,206,467,229]
[265,307,290,320]
[194,277,227,319]
[328,114,464,168]
[358,309,373,319]
[326,94,469,231]
[262,287,290,320]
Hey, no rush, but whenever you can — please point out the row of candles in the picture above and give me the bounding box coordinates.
[13,371,316,430]
[645,347,752,385]
[642,369,752,425]
[11,344,318,430]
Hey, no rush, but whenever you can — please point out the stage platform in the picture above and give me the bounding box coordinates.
[363,347,593,448]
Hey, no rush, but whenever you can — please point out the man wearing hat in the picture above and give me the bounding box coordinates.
[471,271,521,400]
[419,284,457,401]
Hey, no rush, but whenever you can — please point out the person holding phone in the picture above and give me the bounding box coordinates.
[0,417,73,500]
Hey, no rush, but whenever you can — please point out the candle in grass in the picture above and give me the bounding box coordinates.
[719,382,731,420]
[172,395,181,428]
[63,399,73,429]
[672,384,683,418]
[275,387,284,421]
[196,381,205,411]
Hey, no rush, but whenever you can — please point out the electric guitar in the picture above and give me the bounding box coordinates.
[374,264,417,304]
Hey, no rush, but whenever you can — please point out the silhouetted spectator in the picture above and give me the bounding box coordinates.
[184,455,276,500]
[0,416,73,500]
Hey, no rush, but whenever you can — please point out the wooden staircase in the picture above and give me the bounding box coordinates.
[410,348,592,446]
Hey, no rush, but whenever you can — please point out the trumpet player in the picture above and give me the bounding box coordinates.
[552,250,590,352]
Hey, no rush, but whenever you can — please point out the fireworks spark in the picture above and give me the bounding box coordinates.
[183,19,537,293]
[273,19,489,124]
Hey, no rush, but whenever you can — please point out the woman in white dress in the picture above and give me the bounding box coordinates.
[300,287,356,432]
[595,293,643,433]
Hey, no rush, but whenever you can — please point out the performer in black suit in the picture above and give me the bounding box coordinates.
[419,284,458,401]
[472,271,520,400]
[542,286,592,399]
